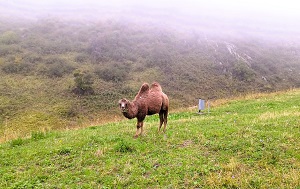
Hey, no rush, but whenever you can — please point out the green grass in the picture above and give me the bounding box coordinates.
[0,89,299,188]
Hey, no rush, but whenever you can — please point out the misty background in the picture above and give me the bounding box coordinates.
[1,0,300,41]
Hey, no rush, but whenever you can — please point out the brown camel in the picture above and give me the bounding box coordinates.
[118,82,169,138]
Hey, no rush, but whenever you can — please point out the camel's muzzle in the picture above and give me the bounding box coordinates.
[120,105,128,113]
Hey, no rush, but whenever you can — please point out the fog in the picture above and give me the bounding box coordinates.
[1,0,300,41]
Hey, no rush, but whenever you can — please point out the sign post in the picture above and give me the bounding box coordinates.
[198,99,205,113]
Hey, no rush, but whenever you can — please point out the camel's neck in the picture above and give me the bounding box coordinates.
[122,101,138,119]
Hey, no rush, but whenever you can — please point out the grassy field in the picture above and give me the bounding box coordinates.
[0,89,299,188]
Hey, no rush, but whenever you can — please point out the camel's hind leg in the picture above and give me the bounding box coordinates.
[158,112,164,132]
[163,110,168,132]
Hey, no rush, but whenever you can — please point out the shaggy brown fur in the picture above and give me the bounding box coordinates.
[118,82,169,138]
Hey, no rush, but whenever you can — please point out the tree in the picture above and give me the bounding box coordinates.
[72,70,94,95]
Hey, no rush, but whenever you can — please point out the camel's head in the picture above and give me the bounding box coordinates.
[118,98,129,113]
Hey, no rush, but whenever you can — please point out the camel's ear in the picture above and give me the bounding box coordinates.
[118,99,123,107]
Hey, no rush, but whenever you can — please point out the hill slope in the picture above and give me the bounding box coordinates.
[1,16,300,142]
[1,89,299,188]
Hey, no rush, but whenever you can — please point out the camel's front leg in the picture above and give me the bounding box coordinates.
[134,121,143,138]
[140,122,144,136]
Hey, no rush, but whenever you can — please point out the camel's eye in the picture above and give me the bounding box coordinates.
[119,101,126,109]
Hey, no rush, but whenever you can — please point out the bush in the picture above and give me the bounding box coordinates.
[94,62,131,83]
[44,57,65,65]
[75,54,89,63]
[1,62,32,75]
[72,70,94,95]
[23,54,42,64]
[0,44,22,56]
[232,61,256,82]
[44,62,75,78]
[0,31,20,45]
[58,105,78,118]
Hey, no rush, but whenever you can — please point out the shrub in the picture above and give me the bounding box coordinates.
[1,62,32,75]
[44,62,75,78]
[23,54,42,64]
[44,57,66,65]
[72,70,94,95]
[58,105,78,118]
[94,62,131,83]
[232,61,256,82]
[0,45,20,56]
[0,31,20,45]
[75,54,89,63]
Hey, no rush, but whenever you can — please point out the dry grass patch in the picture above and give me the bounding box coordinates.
[259,111,300,120]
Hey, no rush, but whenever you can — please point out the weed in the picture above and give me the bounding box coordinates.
[58,147,72,155]
[10,138,25,147]
[115,139,135,153]
[31,131,47,141]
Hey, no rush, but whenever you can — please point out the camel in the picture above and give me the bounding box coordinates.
[118,82,169,138]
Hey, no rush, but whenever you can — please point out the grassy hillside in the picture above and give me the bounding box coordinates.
[1,89,299,188]
[1,17,300,142]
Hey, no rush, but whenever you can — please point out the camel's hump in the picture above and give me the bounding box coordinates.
[150,82,162,91]
[137,83,150,96]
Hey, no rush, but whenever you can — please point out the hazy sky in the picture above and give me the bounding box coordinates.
[1,0,300,35]
[3,0,300,18]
